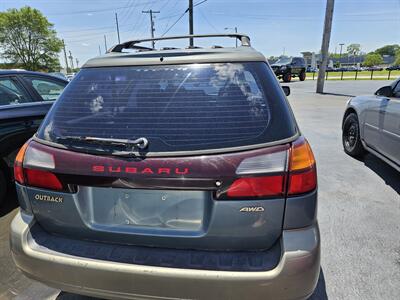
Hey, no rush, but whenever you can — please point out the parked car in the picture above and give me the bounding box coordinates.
[11,34,320,300]
[366,66,383,71]
[336,67,347,72]
[386,65,400,71]
[307,66,318,72]
[346,66,361,71]
[342,77,400,171]
[271,56,307,82]
[326,66,336,72]
[0,70,67,205]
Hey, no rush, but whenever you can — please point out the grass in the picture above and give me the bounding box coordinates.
[306,70,400,80]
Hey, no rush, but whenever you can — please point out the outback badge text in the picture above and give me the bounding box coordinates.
[34,194,63,203]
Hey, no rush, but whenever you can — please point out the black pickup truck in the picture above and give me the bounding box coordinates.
[271,57,306,82]
[0,70,68,204]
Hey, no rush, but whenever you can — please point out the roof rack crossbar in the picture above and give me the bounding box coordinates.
[109,34,251,53]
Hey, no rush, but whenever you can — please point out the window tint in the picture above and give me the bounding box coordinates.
[26,77,66,101]
[38,63,297,153]
[0,77,30,106]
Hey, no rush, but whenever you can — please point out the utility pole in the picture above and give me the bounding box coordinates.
[225,27,238,47]
[62,39,69,73]
[234,27,237,47]
[189,0,194,47]
[104,35,108,52]
[68,51,74,70]
[75,58,79,69]
[115,13,121,44]
[316,0,335,94]
[142,9,160,48]
[98,45,102,55]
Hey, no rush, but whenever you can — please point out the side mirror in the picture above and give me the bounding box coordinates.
[282,86,290,96]
[375,86,392,97]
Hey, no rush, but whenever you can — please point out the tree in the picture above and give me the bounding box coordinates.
[375,44,400,57]
[347,44,361,56]
[395,50,400,66]
[363,53,383,67]
[0,7,63,71]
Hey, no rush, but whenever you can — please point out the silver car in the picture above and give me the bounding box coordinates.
[342,78,400,171]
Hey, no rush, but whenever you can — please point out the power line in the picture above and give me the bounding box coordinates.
[118,0,136,25]
[199,8,219,33]
[158,0,181,35]
[45,0,162,16]
[161,10,187,37]
[160,0,207,38]
[130,1,154,39]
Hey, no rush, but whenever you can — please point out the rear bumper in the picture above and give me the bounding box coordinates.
[11,211,320,300]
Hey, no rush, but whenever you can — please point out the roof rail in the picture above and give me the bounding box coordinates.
[108,34,251,52]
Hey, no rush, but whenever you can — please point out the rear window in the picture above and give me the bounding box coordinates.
[37,62,297,154]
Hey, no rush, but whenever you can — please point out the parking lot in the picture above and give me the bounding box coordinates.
[0,80,399,300]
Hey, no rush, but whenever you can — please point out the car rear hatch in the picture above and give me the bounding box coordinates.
[15,62,315,251]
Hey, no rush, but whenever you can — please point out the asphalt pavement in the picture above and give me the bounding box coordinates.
[0,79,399,300]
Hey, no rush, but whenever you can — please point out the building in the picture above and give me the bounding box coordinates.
[301,52,395,68]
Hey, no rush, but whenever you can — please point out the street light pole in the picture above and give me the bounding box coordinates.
[339,43,344,67]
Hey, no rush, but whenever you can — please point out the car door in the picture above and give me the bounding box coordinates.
[20,75,67,130]
[362,96,382,150]
[380,79,400,165]
[0,75,42,165]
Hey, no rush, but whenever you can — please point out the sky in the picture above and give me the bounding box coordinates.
[1,0,400,68]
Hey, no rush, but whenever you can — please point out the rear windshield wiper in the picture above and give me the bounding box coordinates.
[56,136,149,150]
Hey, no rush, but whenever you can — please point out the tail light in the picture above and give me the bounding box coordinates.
[288,137,317,195]
[227,176,285,198]
[221,137,316,199]
[14,141,64,191]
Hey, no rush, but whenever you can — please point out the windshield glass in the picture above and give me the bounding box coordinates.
[274,57,292,65]
[37,62,296,153]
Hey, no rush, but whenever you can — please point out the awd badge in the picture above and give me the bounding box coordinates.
[239,206,265,212]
